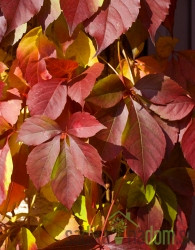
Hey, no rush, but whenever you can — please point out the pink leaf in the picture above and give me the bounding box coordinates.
[27,78,67,120]
[0,100,22,125]
[68,63,104,107]
[139,0,171,41]
[85,0,140,54]
[60,0,101,35]
[149,96,195,121]
[0,14,6,42]
[181,119,195,169]
[18,115,62,146]
[0,0,44,34]
[27,136,61,189]
[122,98,166,184]
[67,112,106,138]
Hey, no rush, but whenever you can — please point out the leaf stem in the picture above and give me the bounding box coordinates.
[100,168,129,245]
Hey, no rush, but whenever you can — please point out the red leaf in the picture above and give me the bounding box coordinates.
[153,114,179,155]
[0,182,25,214]
[160,167,195,197]
[163,0,178,34]
[52,134,103,209]
[68,63,104,107]
[67,112,106,138]
[104,237,151,249]
[85,0,140,54]
[27,136,61,189]
[134,74,186,105]
[0,81,4,98]
[139,0,171,41]
[0,100,22,125]
[0,0,44,34]
[149,96,195,121]
[60,0,101,35]
[137,198,163,243]
[122,98,166,184]
[167,208,187,250]
[0,141,13,205]
[90,101,128,161]
[0,14,6,42]
[181,119,195,169]
[69,135,104,186]
[45,58,78,79]
[42,235,99,250]
[18,115,62,146]
[51,138,84,209]
[27,78,67,120]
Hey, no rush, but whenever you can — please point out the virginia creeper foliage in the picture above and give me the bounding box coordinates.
[0,0,195,249]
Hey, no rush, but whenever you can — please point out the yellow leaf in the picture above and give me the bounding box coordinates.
[19,227,37,250]
[65,31,98,67]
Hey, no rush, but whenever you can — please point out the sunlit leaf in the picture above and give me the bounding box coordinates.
[85,0,140,54]
[134,74,186,105]
[19,227,37,250]
[60,0,103,35]
[68,63,104,107]
[18,115,62,146]
[17,27,56,86]
[27,78,67,120]
[149,96,194,121]
[139,0,171,41]
[0,141,13,205]
[27,136,61,189]
[0,0,44,34]
[67,112,106,138]
[0,100,22,125]
[65,31,99,67]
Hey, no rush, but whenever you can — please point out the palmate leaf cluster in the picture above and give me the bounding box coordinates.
[0,0,194,249]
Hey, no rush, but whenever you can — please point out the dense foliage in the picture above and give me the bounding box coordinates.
[0,0,195,249]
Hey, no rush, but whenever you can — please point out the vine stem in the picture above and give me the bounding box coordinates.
[100,168,129,245]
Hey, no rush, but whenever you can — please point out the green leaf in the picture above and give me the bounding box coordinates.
[127,176,156,208]
[86,74,125,108]
[72,195,88,222]
[156,180,177,227]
